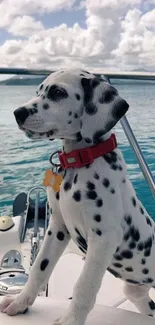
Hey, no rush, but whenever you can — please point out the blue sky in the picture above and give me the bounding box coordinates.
[0,5,86,45]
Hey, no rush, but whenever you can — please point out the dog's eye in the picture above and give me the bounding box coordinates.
[47,85,68,102]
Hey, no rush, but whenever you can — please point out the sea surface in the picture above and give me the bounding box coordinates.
[0,80,155,219]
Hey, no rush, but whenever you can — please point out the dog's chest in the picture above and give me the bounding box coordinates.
[59,169,86,249]
[58,157,124,252]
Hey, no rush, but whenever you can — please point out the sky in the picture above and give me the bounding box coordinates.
[0,0,155,73]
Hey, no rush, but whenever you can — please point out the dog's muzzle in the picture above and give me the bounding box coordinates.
[14,107,29,126]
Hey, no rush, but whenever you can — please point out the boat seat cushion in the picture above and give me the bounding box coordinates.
[0,297,154,325]
[48,252,125,306]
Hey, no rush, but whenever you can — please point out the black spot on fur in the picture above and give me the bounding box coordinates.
[144,237,152,249]
[45,86,49,92]
[107,267,121,278]
[43,103,49,110]
[121,250,133,259]
[129,241,136,249]
[105,151,118,164]
[126,279,139,284]
[85,103,98,115]
[68,111,72,116]
[57,231,65,241]
[56,192,60,200]
[92,78,101,88]
[124,215,132,226]
[137,242,144,251]
[111,164,118,170]
[78,246,86,254]
[103,178,110,188]
[40,259,49,271]
[94,214,101,222]
[132,197,136,207]
[93,130,105,144]
[75,228,87,252]
[122,179,126,183]
[124,231,130,241]
[130,226,140,242]
[87,181,95,190]
[75,94,80,100]
[86,190,97,200]
[81,78,92,104]
[74,174,78,184]
[33,103,38,108]
[64,182,72,191]
[76,132,82,142]
[143,278,153,284]
[99,87,118,104]
[141,258,146,265]
[39,84,43,90]
[68,120,72,124]
[114,255,123,261]
[29,108,35,115]
[125,267,133,272]
[140,207,144,215]
[96,229,102,236]
[73,190,81,202]
[94,173,99,180]
[96,198,103,207]
[142,268,149,274]
[111,188,115,194]
[113,263,122,268]
[74,113,78,118]
[149,300,155,310]
[144,249,151,257]
[75,228,80,235]
[146,216,152,227]
[84,137,92,143]
[48,230,52,236]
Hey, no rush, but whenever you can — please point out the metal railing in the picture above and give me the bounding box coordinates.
[1,67,155,198]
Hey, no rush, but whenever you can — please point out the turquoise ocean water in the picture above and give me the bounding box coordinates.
[0,80,155,218]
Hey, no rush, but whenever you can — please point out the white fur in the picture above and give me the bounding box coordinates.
[1,69,155,322]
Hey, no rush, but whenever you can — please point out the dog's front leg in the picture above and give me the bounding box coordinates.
[0,203,70,316]
[54,227,122,325]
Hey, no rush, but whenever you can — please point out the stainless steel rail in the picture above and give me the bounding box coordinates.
[0,67,155,198]
[1,67,155,80]
[120,116,155,198]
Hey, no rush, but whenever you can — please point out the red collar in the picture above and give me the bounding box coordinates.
[58,133,117,169]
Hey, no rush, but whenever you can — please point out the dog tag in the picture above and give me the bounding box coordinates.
[43,169,63,192]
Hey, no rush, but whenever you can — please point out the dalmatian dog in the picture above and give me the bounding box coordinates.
[1,69,155,322]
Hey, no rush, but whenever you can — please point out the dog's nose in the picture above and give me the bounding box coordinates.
[14,107,29,125]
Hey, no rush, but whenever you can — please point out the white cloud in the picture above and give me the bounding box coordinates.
[0,0,155,71]
[8,16,44,37]
[0,0,75,28]
[112,8,155,70]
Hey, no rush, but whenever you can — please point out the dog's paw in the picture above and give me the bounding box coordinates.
[53,313,84,325]
[0,294,34,316]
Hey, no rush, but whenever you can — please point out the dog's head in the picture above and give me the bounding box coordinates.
[14,69,129,144]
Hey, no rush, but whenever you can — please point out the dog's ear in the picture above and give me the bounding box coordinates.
[80,77,129,144]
